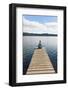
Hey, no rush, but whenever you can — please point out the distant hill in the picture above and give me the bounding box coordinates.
[23,32,57,36]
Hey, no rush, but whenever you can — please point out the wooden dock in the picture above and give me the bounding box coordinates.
[26,48,55,75]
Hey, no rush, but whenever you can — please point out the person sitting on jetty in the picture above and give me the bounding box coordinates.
[38,40,42,49]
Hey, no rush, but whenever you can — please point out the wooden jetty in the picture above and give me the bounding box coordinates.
[26,48,55,75]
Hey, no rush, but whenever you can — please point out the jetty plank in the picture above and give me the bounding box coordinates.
[26,48,55,75]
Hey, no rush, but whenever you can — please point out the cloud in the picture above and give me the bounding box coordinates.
[45,22,58,34]
[23,17,57,34]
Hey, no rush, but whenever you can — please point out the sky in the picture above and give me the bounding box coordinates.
[23,15,57,34]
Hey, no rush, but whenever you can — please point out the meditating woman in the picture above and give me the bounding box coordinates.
[38,40,42,49]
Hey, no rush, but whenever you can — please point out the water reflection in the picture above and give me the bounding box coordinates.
[23,36,57,75]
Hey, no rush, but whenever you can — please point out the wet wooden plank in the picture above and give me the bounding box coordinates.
[26,48,55,75]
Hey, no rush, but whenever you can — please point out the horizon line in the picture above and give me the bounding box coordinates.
[23,32,57,35]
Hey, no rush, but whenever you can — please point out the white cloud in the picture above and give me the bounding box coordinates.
[23,17,57,34]
[45,22,58,34]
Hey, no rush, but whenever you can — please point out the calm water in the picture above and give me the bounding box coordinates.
[23,36,57,74]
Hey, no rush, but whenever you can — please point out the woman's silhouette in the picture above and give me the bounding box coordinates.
[38,40,42,49]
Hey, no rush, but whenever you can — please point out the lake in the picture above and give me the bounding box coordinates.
[23,36,57,75]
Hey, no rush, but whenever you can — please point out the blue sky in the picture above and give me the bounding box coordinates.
[23,15,57,24]
[23,15,58,34]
